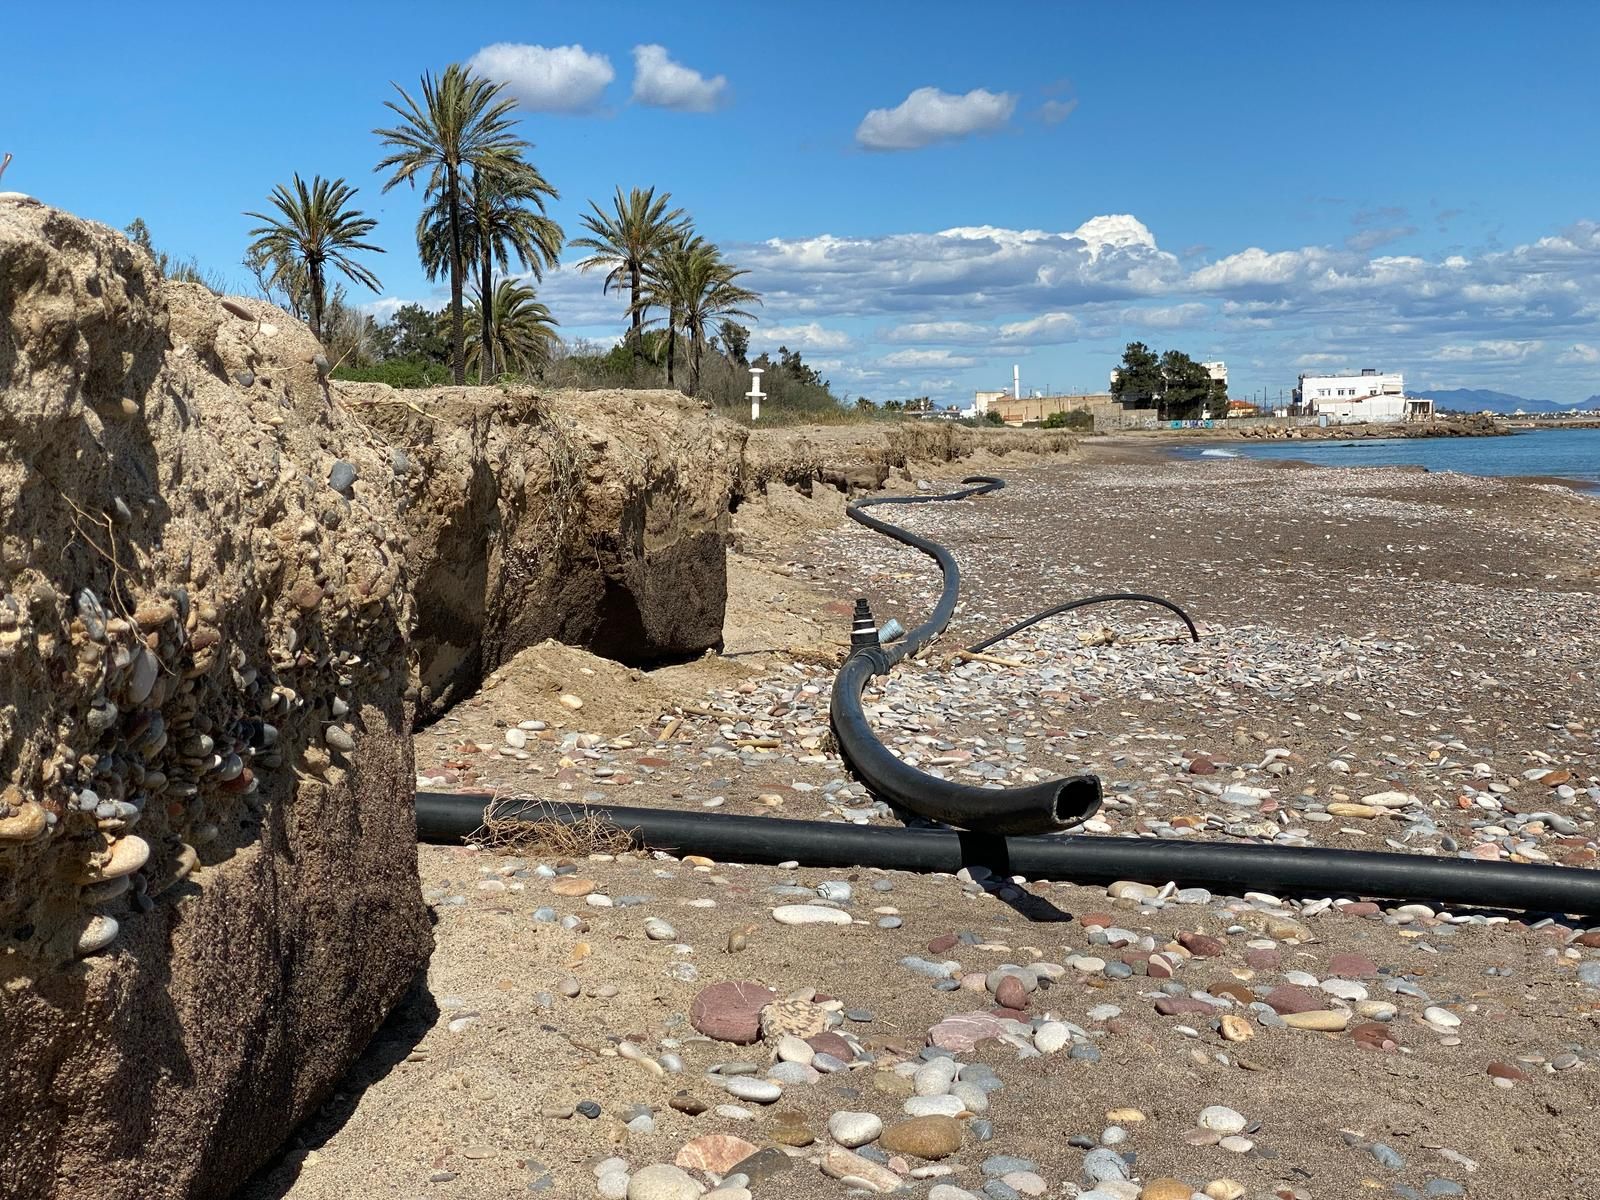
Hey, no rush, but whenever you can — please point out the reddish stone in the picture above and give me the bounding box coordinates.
[1328,953,1379,978]
[995,975,1029,1011]
[927,933,960,955]
[1339,901,1382,918]
[1245,948,1281,970]
[1155,996,1216,1016]
[1103,929,1137,948]
[1188,756,1217,775]
[1178,932,1225,958]
[1350,1022,1398,1053]
[1211,982,1256,1005]
[689,981,777,1044]
[1487,1061,1527,1081]
[1264,985,1324,1015]
[807,1032,855,1062]
[636,757,671,768]
[927,1011,1011,1052]
[1576,931,1600,948]
[1104,1018,1134,1035]
[1147,954,1176,980]
[1078,912,1115,928]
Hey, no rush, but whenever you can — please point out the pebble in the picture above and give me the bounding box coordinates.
[771,904,851,926]
[1082,1148,1132,1183]
[1423,1006,1462,1028]
[626,1164,701,1200]
[1198,1106,1247,1135]
[880,1115,964,1159]
[828,1111,883,1148]
[721,1077,781,1103]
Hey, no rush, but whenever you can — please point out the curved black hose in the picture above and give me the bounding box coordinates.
[830,475,1102,835]
[965,592,1201,654]
[414,793,1600,917]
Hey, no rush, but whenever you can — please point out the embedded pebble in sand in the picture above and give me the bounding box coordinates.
[771,904,851,926]
[73,914,121,956]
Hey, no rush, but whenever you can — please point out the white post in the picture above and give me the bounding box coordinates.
[746,367,766,422]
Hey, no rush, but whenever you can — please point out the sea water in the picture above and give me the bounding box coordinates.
[1178,426,1600,485]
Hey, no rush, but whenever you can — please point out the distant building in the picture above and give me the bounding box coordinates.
[973,389,1009,416]
[1202,361,1228,388]
[1292,368,1433,422]
[990,393,1116,426]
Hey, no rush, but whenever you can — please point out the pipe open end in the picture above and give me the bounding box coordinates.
[1052,774,1104,830]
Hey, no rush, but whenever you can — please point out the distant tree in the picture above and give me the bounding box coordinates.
[572,186,689,369]
[1208,376,1229,412]
[466,279,559,378]
[374,303,449,363]
[882,399,903,411]
[418,162,563,381]
[983,409,1004,425]
[1158,349,1212,420]
[1043,408,1093,430]
[376,64,530,384]
[635,238,760,397]
[720,320,750,366]
[244,174,383,339]
[1110,341,1163,405]
[854,396,874,412]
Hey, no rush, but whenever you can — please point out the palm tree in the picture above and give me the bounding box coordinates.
[466,279,559,379]
[639,229,709,387]
[374,64,529,385]
[418,164,563,382]
[637,241,761,398]
[571,186,688,370]
[244,174,382,340]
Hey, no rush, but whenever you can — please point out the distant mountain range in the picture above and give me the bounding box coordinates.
[1411,388,1594,414]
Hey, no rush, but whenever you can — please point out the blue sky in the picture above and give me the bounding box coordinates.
[6,2,1600,404]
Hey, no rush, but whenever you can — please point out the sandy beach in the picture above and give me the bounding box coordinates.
[239,444,1600,1200]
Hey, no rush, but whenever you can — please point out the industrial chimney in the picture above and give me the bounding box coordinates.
[1013,364,1020,400]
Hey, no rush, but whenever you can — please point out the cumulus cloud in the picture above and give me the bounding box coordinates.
[884,320,992,344]
[468,43,614,113]
[856,86,1016,151]
[1558,342,1600,364]
[631,44,728,111]
[751,322,853,352]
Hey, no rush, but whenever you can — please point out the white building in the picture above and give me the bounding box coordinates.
[1294,368,1431,422]
[1202,361,1227,388]
[973,389,1008,416]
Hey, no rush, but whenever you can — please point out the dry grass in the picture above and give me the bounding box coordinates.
[469,795,638,858]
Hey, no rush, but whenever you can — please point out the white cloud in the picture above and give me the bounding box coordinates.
[856,86,1017,151]
[751,322,853,351]
[360,296,423,321]
[880,348,979,368]
[884,320,992,344]
[1040,98,1078,124]
[1558,342,1600,364]
[630,44,728,111]
[468,43,614,113]
[1429,340,1544,362]
[998,312,1079,343]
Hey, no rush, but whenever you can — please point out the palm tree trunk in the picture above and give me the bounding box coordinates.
[479,250,494,384]
[309,259,325,341]
[446,163,466,386]
[630,260,642,370]
[666,320,676,387]
[690,329,703,398]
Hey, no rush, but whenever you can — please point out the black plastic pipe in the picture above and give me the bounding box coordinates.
[414,793,1600,917]
[830,476,1101,836]
[966,592,1201,654]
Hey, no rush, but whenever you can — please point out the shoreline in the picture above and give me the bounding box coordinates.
[1086,429,1600,494]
